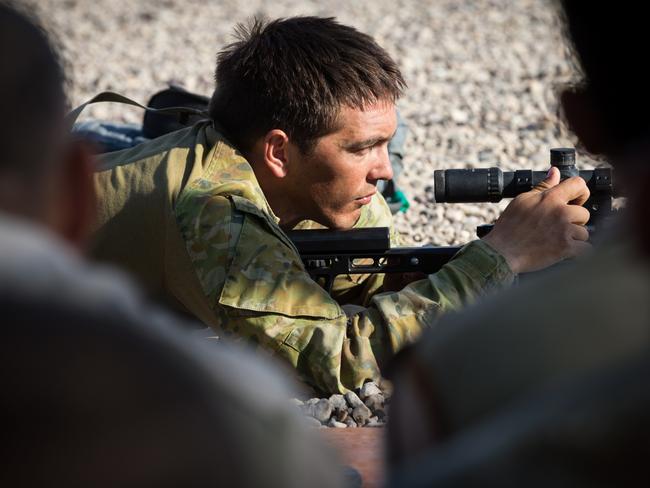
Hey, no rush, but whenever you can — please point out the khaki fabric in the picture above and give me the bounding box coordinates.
[93,122,222,325]
[93,121,515,394]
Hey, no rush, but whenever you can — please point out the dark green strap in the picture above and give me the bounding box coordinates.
[66,91,208,129]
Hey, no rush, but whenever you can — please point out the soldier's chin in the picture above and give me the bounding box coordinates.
[327,209,361,230]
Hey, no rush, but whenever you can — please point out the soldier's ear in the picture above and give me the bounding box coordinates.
[561,88,613,156]
[262,129,290,178]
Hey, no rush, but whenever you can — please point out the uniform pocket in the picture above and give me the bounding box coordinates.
[219,214,344,320]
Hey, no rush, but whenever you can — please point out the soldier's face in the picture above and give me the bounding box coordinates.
[288,101,396,229]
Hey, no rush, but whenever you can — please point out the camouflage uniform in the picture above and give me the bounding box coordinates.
[93,121,514,394]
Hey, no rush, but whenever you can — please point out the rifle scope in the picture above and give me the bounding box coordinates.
[434,148,618,203]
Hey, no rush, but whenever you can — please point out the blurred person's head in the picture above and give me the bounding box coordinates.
[0,1,93,248]
[209,17,405,229]
[559,1,650,253]
[0,295,228,487]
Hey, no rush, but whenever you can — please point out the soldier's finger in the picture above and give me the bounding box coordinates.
[532,166,560,193]
[563,204,591,225]
[569,224,590,242]
[566,239,592,258]
[548,176,591,205]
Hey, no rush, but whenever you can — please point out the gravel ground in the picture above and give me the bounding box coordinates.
[30,0,601,246]
[295,380,393,428]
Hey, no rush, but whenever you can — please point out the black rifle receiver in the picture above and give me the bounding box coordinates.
[286,227,460,293]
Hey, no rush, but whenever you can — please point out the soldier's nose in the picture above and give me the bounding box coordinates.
[369,151,393,182]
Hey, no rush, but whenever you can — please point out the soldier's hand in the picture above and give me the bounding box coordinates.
[482,167,591,274]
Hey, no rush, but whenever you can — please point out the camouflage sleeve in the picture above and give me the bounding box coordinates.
[353,240,515,371]
[178,191,515,394]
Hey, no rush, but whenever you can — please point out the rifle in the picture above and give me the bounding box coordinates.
[287,148,620,292]
[286,227,461,292]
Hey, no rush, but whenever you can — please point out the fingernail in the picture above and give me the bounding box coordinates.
[546,168,553,177]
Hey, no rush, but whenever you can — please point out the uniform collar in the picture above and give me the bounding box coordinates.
[202,123,281,226]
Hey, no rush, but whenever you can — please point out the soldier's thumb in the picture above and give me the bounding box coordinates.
[533,166,560,192]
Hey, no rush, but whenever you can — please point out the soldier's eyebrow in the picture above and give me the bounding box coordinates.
[341,130,397,151]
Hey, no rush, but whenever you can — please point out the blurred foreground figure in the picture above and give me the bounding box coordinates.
[389,1,650,485]
[0,3,341,486]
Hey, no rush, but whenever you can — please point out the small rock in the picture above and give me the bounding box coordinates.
[335,409,349,423]
[329,394,347,411]
[304,416,322,428]
[345,391,364,409]
[478,149,494,162]
[312,399,333,423]
[364,393,385,413]
[366,419,384,428]
[451,109,469,124]
[352,404,372,426]
[300,403,314,418]
[328,418,347,428]
[359,382,381,400]
[344,417,358,428]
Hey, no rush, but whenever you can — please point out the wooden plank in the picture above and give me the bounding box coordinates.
[320,427,385,488]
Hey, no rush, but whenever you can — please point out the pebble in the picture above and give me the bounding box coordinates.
[352,404,372,426]
[299,403,314,418]
[312,399,333,423]
[364,394,385,413]
[329,394,348,411]
[366,420,384,428]
[328,418,348,428]
[344,418,358,428]
[304,416,323,429]
[344,391,364,409]
[335,409,349,423]
[359,382,382,400]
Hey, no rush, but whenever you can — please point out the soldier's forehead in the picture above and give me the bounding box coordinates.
[334,102,397,139]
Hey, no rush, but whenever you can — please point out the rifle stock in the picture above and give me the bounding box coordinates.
[286,227,460,292]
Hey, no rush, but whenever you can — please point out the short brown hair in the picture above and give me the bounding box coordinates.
[209,16,405,153]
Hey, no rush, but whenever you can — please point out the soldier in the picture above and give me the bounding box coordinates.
[92,16,590,394]
[388,1,650,483]
[0,3,341,486]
